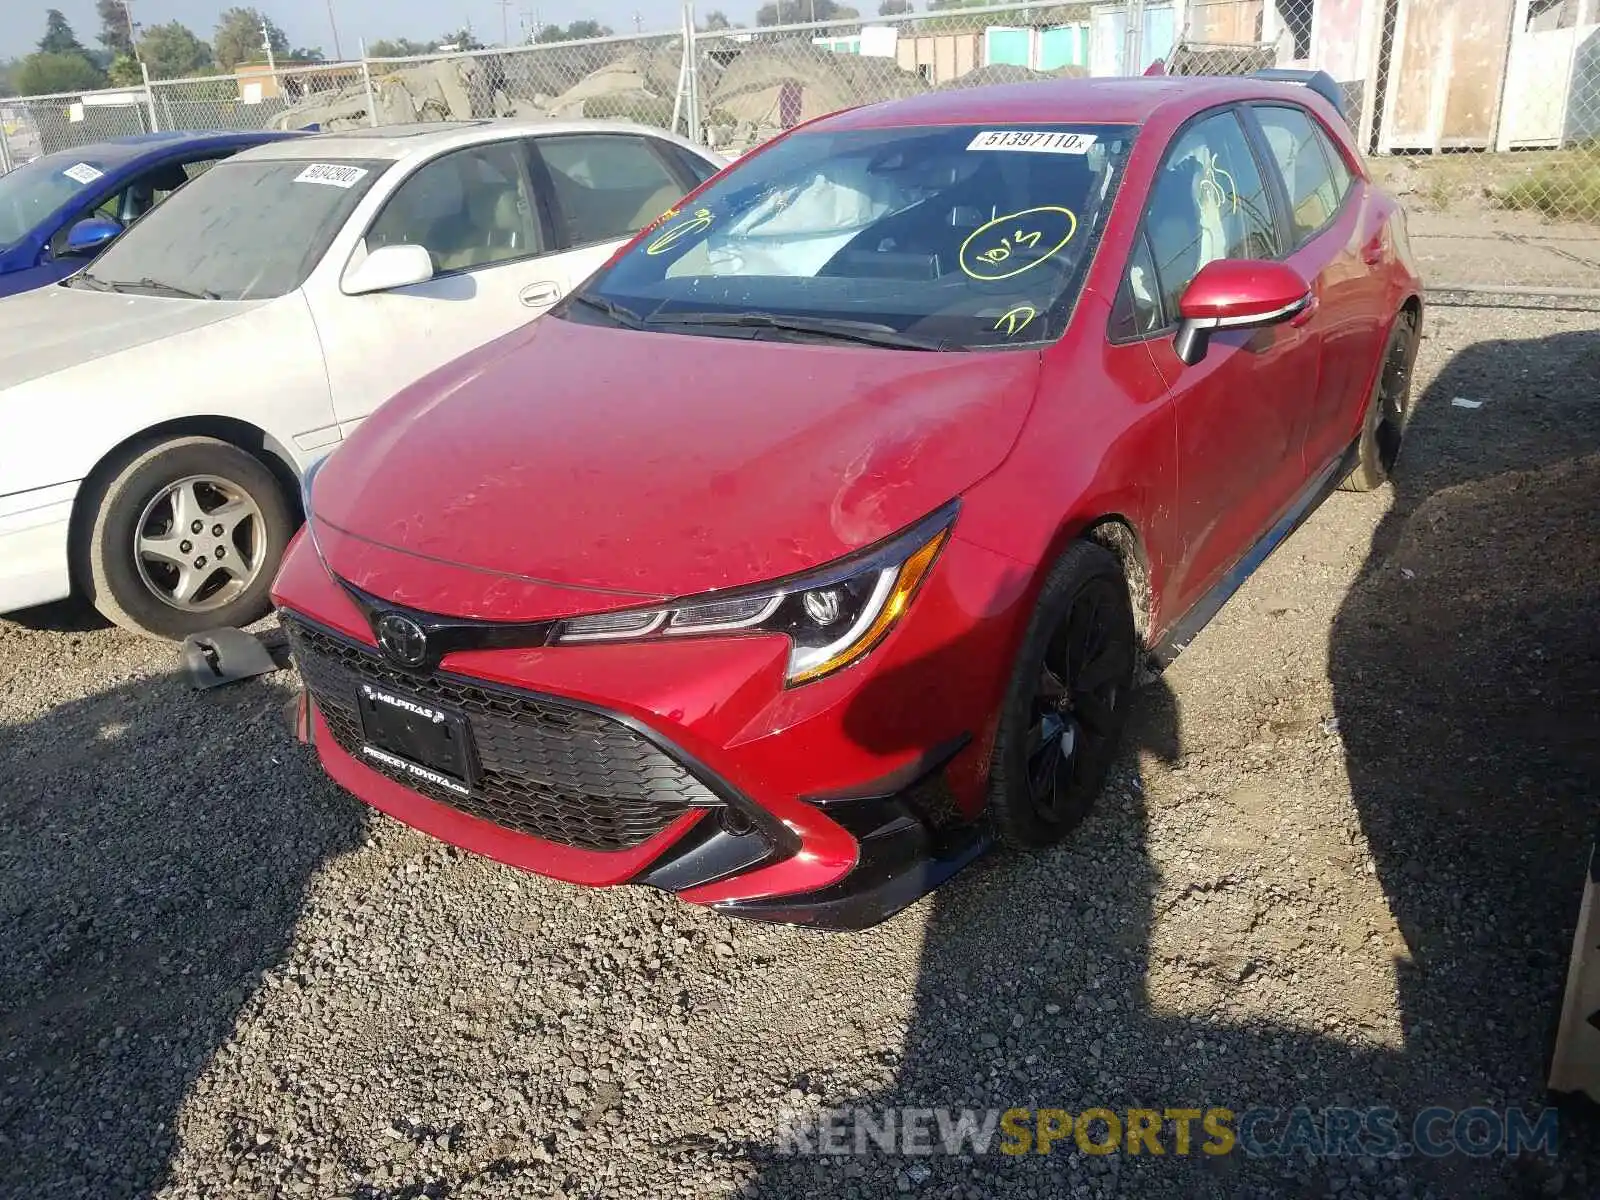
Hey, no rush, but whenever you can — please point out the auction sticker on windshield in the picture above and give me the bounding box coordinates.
[966,131,1098,154]
[62,162,104,184]
[294,163,370,188]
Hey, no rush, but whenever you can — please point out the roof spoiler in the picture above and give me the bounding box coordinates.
[1252,68,1348,122]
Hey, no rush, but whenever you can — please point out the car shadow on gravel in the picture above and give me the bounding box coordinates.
[0,668,366,1199]
[4,594,113,634]
[1326,325,1600,1176]
[736,323,1600,1199]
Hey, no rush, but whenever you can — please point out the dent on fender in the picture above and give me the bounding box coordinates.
[828,355,1045,547]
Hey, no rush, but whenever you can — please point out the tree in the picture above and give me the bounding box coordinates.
[95,0,135,59]
[878,0,913,12]
[16,51,106,93]
[755,0,858,25]
[435,28,485,51]
[367,37,434,57]
[39,9,91,57]
[138,21,214,79]
[289,46,326,62]
[0,58,19,97]
[700,9,737,29]
[534,20,614,42]
[107,53,142,84]
[213,8,289,71]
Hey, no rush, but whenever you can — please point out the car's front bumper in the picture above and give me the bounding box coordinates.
[0,481,77,615]
[271,526,1032,928]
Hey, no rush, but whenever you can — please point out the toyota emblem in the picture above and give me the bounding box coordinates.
[376,613,428,667]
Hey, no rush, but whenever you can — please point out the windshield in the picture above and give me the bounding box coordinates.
[73,157,388,301]
[0,152,114,249]
[565,123,1136,350]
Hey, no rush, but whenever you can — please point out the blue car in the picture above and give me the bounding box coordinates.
[0,130,303,298]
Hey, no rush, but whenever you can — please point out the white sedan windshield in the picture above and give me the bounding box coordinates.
[75,158,388,301]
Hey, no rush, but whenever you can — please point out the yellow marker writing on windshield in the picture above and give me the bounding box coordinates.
[960,207,1078,281]
[994,305,1038,337]
[646,207,714,255]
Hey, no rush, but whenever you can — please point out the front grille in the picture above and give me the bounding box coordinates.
[284,617,720,852]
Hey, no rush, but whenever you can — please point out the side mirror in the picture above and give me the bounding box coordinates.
[62,216,123,258]
[1173,259,1313,366]
[343,243,435,296]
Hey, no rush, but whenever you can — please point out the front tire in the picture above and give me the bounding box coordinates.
[82,436,294,641]
[986,541,1137,850]
[1341,310,1417,493]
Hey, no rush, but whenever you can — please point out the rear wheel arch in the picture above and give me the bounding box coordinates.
[67,416,303,594]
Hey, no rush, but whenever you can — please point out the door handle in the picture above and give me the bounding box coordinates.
[520,282,561,307]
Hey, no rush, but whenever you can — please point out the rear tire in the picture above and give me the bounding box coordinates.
[986,541,1137,850]
[1341,310,1418,493]
[82,436,294,641]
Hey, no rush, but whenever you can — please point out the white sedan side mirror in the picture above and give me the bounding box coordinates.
[344,243,434,296]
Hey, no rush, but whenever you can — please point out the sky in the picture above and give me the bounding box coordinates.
[4,0,755,62]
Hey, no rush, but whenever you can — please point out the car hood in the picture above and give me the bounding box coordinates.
[311,316,1043,621]
[0,283,260,390]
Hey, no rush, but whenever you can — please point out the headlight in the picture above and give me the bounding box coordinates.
[299,451,334,562]
[300,450,332,518]
[553,503,955,685]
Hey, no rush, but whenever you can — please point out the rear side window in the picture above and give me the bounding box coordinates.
[1145,109,1280,321]
[1316,125,1355,203]
[533,134,690,248]
[1254,105,1344,248]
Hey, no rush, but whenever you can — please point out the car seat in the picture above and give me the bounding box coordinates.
[118,163,192,225]
[433,180,533,272]
[1147,155,1205,307]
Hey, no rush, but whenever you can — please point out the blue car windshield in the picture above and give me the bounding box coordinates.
[0,152,113,249]
[566,122,1137,350]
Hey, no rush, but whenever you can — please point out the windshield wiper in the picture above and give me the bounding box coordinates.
[68,272,117,292]
[646,311,951,352]
[71,274,217,299]
[120,277,220,300]
[566,293,645,329]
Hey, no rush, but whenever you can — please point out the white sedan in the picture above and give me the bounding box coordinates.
[0,119,723,639]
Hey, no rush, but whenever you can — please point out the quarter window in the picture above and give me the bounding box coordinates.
[367,142,543,274]
[534,134,691,248]
[1109,232,1164,341]
[1254,105,1344,247]
[1144,109,1280,321]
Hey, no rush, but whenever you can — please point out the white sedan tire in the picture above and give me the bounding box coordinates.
[82,436,294,641]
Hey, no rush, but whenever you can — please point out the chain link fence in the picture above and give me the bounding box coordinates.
[2,0,1599,292]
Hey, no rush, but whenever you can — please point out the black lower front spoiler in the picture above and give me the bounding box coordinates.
[710,793,991,931]
[289,665,987,932]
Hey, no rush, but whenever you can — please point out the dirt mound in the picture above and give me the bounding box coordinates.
[708,42,928,141]
[936,62,1087,90]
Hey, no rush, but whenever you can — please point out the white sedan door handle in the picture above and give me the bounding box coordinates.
[520,282,562,307]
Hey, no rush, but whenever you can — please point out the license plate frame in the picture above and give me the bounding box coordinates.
[355,682,479,797]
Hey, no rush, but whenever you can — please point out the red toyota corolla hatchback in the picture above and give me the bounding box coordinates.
[274,74,1422,929]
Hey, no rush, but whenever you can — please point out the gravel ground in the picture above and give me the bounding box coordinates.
[2,303,1597,1200]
